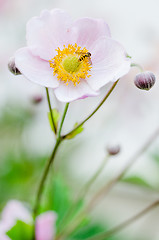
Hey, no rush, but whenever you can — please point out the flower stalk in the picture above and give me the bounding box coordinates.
[58,103,69,138]
[86,200,159,240]
[33,138,62,219]
[62,80,119,139]
[33,79,119,240]
[86,126,159,212]
[131,63,143,72]
[57,126,159,239]
[34,78,118,222]
[46,87,57,134]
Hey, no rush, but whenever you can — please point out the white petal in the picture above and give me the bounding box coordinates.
[2,200,32,224]
[15,47,59,88]
[26,9,75,60]
[87,37,131,90]
[54,80,99,102]
[73,18,111,49]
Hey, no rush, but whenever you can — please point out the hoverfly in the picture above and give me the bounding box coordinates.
[75,52,92,64]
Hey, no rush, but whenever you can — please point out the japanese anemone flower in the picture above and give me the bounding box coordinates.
[14,9,131,102]
[0,200,56,240]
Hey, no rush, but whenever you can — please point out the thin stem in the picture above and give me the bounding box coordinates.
[58,126,159,239]
[62,80,119,139]
[33,138,62,219]
[86,200,159,240]
[86,126,159,212]
[46,87,57,134]
[80,154,109,198]
[131,63,143,72]
[58,103,69,138]
[56,154,110,237]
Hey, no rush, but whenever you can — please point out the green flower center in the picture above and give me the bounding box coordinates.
[62,55,80,73]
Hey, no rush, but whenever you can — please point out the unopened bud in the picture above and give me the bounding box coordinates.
[107,145,120,156]
[8,57,21,75]
[134,71,155,90]
[31,95,43,104]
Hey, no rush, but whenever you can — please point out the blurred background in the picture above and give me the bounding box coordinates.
[1,0,159,239]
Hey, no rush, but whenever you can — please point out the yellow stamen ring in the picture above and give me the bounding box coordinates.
[49,44,92,86]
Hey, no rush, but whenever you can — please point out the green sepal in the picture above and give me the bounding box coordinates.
[48,108,60,133]
[66,123,84,139]
[126,53,132,58]
[6,220,33,240]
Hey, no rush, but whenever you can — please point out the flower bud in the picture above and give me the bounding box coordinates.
[134,71,155,90]
[31,95,43,104]
[8,56,21,75]
[107,145,120,156]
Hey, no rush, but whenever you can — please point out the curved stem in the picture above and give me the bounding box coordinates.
[86,126,159,212]
[131,63,143,72]
[33,138,62,219]
[46,87,57,134]
[62,80,119,139]
[81,155,109,197]
[58,103,69,138]
[58,126,159,239]
[86,200,159,240]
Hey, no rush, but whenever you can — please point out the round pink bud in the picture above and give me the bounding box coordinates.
[107,145,120,156]
[134,71,155,90]
[8,56,21,75]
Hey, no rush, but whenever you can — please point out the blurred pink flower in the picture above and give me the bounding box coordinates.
[36,211,57,240]
[0,200,57,240]
[0,200,32,240]
[15,9,130,102]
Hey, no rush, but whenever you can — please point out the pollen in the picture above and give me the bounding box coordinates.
[49,44,92,86]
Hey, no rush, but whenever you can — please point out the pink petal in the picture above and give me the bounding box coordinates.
[26,9,75,60]
[0,200,32,240]
[73,18,111,49]
[0,235,10,240]
[86,37,131,91]
[15,47,59,88]
[2,200,32,225]
[54,80,99,102]
[36,211,57,240]
[0,221,11,240]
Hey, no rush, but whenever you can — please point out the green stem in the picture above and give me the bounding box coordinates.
[33,103,70,240]
[32,138,62,240]
[46,87,57,134]
[33,103,70,218]
[33,138,62,219]
[62,80,119,139]
[86,200,159,240]
[131,63,143,72]
[58,103,69,138]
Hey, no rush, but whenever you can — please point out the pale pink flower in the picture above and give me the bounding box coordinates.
[36,211,57,240]
[1,200,32,225]
[0,200,57,240]
[0,200,32,240]
[14,9,131,102]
